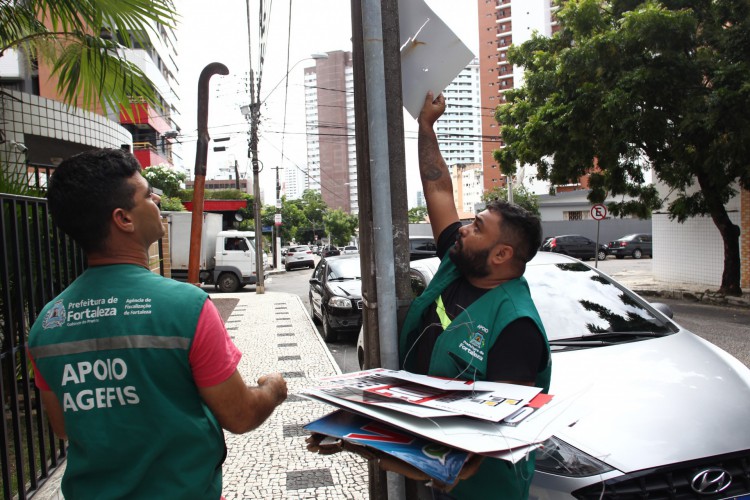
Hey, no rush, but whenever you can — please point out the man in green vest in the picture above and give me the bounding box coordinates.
[28,148,287,499]
[397,92,552,499]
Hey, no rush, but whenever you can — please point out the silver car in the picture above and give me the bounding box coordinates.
[358,253,750,499]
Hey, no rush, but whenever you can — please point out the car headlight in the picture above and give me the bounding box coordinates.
[535,436,614,477]
[328,296,352,308]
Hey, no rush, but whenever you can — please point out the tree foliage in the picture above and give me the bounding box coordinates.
[323,209,359,246]
[0,0,176,115]
[408,206,428,223]
[495,0,750,295]
[143,164,186,197]
[481,185,540,216]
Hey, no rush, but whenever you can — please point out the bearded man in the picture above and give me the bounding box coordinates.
[398,92,551,500]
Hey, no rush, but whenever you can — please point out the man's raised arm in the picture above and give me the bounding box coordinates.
[417,91,459,241]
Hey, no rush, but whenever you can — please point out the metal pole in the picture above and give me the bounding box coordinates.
[188,62,229,286]
[250,102,265,293]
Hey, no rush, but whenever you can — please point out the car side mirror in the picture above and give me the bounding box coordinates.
[309,278,320,285]
[651,302,674,319]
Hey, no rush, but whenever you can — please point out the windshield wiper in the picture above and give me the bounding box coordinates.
[549,331,660,346]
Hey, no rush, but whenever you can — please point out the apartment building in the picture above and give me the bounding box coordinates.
[0,18,181,176]
[301,51,357,213]
[436,58,483,168]
[477,0,557,192]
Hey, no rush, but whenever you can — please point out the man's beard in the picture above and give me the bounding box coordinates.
[449,238,491,279]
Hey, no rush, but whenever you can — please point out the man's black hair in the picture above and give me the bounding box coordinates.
[47,148,142,253]
[485,199,542,265]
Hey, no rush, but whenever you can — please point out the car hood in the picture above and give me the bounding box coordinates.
[549,330,750,473]
[326,280,362,298]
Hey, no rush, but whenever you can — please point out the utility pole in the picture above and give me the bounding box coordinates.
[249,100,265,294]
[272,165,282,269]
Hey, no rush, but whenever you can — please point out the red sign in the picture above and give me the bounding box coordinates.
[590,204,607,221]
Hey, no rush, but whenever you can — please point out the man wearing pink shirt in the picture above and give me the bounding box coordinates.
[28,148,287,499]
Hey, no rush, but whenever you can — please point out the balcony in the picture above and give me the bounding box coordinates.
[119,101,172,135]
[133,141,170,168]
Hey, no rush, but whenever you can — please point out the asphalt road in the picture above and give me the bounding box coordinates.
[254,256,750,371]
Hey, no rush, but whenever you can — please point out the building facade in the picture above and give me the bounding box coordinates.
[450,163,484,216]
[436,58,483,168]
[477,0,557,192]
[0,19,181,174]
[303,51,357,213]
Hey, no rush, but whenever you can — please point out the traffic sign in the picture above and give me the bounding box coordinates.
[274,213,282,226]
[590,204,607,221]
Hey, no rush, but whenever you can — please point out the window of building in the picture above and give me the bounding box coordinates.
[565,211,586,221]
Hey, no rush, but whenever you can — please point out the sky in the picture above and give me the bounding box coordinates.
[175,0,479,207]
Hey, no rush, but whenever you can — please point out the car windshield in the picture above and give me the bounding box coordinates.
[524,261,674,345]
[327,258,361,281]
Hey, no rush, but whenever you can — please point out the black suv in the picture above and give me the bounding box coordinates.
[607,233,653,259]
[409,236,437,261]
[320,245,340,258]
[541,234,607,261]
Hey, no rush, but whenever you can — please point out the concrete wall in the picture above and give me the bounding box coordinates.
[541,219,652,245]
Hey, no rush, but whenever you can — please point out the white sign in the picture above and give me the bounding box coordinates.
[590,204,607,221]
[398,0,475,120]
[274,213,282,226]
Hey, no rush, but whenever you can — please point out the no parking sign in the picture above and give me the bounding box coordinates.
[590,204,607,221]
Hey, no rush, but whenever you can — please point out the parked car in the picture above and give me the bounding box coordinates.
[309,254,363,342]
[320,244,341,258]
[357,252,750,499]
[284,245,314,271]
[607,233,653,259]
[312,245,322,256]
[541,234,607,261]
[342,245,359,254]
[409,235,438,261]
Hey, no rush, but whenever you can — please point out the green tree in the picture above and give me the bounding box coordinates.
[299,189,328,242]
[408,206,429,223]
[323,209,358,246]
[481,185,540,216]
[0,0,175,115]
[495,0,750,295]
[142,164,186,197]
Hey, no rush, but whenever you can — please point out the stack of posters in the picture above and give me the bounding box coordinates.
[302,369,577,484]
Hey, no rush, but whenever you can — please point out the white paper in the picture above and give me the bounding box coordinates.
[398,0,475,119]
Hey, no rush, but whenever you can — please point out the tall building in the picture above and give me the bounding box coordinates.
[436,58,483,167]
[303,51,357,214]
[115,21,182,170]
[0,18,181,174]
[477,0,557,192]
[450,163,484,216]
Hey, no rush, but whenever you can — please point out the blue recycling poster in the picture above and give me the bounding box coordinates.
[305,410,469,484]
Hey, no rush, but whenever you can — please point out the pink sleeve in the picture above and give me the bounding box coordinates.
[189,299,243,388]
[29,355,51,391]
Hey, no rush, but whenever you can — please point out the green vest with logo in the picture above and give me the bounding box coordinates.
[399,256,551,500]
[29,265,225,499]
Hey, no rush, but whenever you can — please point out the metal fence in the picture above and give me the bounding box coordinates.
[1,191,85,499]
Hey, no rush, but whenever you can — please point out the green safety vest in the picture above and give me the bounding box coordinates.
[29,265,225,499]
[399,256,551,499]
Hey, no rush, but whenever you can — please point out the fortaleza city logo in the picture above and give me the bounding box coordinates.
[458,325,488,362]
[42,300,66,329]
[44,297,119,329]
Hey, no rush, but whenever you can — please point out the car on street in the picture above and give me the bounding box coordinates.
[284,245,314,271]
[309,254,363,342]
[607,233,653,259]
[320,244,341,258]
[357,253,750,499]
[342,245,359,254]
[541,234,607,261]
[409,235,438,261]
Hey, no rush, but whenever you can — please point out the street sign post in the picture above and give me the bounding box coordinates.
[591,204,607,268]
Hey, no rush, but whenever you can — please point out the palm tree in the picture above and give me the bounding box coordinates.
[0,0,176,114]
